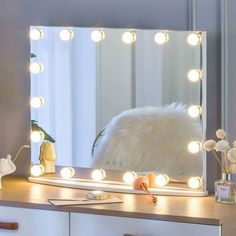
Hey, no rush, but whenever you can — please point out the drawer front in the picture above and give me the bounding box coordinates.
[0,206,69,236]
[71,213,221,236]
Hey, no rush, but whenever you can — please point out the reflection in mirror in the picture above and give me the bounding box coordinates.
[30,26,206,190]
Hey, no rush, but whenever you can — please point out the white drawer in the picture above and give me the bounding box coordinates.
[71,213,221,236]
[0,206,69,236]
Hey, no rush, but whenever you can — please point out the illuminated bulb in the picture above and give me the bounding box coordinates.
[31,164,45,177]
[188,69,202,82]
[122,31,136,44]
[188,105,202,118]
[60,167,75,179]
[59,29,74,41]
[30,97,44,108]
[155,174,169,187]
[123,171,137,184]
[187,33,201,46]
[91,30,105,42]
[154,32,169,44]
[188,176,202,189]
[31,131,45,143]
[188,141,202,154]
[91,169,106,181]
[29,62,44,74]
[29,28,44,40]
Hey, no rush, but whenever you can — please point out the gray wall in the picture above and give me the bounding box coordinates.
[0,0,221,191]
[222,0,236,181]
[222,0,236,139]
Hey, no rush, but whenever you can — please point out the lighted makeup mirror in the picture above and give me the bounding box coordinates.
[29,26,207,196]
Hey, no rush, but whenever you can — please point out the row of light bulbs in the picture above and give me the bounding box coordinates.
[30,165,202,190]
[186,46,203,152]
[31,98,202,119]
[30,130,202,154]
[30,60,202,83]
[30,28,202,46]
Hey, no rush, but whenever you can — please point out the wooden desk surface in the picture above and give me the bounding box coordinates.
[0,176,236,227]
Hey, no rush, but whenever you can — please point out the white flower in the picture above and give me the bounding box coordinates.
[233,140,236,148]
[227,148,236,163]
[229,163,236,173]
[216,129,226,139]
[215,140,230,152]
[203,140,216,151]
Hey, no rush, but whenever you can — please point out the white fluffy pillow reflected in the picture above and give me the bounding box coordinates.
[92,103,203,181]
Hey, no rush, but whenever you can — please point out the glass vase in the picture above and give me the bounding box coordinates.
[215,173,236,204]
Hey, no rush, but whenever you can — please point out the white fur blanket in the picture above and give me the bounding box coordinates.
[92,103,203,180]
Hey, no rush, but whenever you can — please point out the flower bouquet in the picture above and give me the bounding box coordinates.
[203,129,236,203]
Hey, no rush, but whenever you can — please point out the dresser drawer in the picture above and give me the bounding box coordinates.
[0,206,69,236]
[71,213,221,236]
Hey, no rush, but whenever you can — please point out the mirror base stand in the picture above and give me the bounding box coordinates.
[28,176,208,197]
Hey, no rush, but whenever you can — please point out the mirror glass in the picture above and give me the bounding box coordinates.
[30,26,206,182]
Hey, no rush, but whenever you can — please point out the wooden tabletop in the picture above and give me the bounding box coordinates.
[1,176,236,226]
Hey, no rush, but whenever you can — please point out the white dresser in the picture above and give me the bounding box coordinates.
[0,177,235,236]
[0,206,69,236]
[70,213,221,236]
[0,206,220,236]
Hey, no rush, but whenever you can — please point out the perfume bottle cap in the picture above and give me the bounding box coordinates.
[222,173,232,181]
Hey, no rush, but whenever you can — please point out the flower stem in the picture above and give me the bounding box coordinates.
[212,150,226,173]
[223,151,229,173]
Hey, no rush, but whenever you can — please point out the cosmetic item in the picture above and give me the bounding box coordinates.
[133,176,157,204]
[86,191,111,200]
[48,196,122,206]
[215,173,236,204]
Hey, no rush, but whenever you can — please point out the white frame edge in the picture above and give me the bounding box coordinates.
[29,176,208,197]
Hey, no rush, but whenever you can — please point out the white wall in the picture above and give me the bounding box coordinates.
[99,29,133,130]
[222,0,236,140]
[221,0,236,181]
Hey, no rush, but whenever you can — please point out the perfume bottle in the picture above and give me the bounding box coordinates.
[215,173,236,204]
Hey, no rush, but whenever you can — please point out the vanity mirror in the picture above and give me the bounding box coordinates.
[29,26,207,196]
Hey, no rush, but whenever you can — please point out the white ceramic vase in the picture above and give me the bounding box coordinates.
[0,155,16,189]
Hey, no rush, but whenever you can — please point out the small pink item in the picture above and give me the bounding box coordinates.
[146,172,156,188]
[133,176,157,204]
[133,176,149,190]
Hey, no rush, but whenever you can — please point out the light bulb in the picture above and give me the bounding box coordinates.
[30,97,44,108]
[188,176,202,189]
[59,29,74,41]
[188,141,202,154]
[91,30,105,42]
[60,167,75,179]
[187,69,202,82]
[188,105,202,118]
[187,33,201,46]
[30,28,44,40]
[123,171,137,184]
[155,174,169,187]
[30,62,44,74]
[91,169,106,181]
[31,164,45,177]
[31,131,45,143]
[154,32,169,44]
[122,31,136,44]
